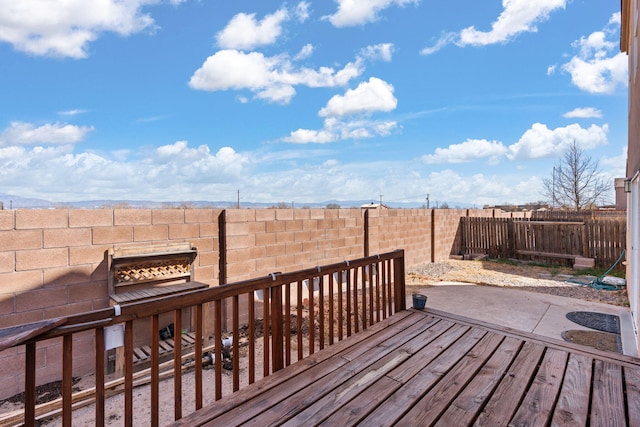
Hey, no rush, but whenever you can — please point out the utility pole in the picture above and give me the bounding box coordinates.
[426,194,429,209]
[379,194,383,205]
[237,190,240,209]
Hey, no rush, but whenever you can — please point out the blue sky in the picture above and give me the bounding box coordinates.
[0,0,628,207]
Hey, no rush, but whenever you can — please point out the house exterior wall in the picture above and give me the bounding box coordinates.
[622,0,640,353]
[0,207,519,399]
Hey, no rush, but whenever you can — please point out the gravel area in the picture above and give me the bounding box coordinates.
[407,258,629,307]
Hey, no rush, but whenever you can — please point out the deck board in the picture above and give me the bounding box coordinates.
[170,308,640,427]
[551,353,591,427]
[435,336,523,426]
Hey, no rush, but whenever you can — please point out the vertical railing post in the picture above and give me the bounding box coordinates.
[95,327,105,427]
[173,309,182,421]
[393,250,406,312]
[62,335,72,427]
[124,320,133,427]
[271,284,284,372]
[24,342,36,427]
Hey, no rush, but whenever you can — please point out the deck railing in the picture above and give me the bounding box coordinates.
[0,249,405,427]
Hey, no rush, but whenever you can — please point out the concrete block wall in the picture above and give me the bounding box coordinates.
[368,209,432,266]
[0,208,220,399]
[224,208,364,283]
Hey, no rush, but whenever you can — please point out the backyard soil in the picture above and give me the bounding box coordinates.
[0,258,628,426]
[406,258,628,307]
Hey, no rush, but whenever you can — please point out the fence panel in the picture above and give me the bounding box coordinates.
[460,217,625,270]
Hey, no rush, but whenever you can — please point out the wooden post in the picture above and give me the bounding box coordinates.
[430,210,436,263]
[393,250,406,312]
[95,327,105,426]
[25,342,36,427]
[363,209,369,257]
[271,284,284,372]
[218,210,227,286]
[218,210,228,333]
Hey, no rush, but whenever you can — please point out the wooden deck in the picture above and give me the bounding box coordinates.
[172,308,640,427]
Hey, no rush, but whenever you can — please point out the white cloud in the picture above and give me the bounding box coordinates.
[600,146,627,178]
[0,121,94,146]
[508,122,609,160]
[360,43,394,62]
[421,0,566,54]
[294,1,311,23]
[215,8,289,50]
[421,122,609,164]
[420,32,456,55]
[0,136,251,201]
[283,129,338,144]
[294,43,314,60]
[284,117,397,144]
[459,0,566,46]
[561,13,628,94]
[58,109,89,116]
[189,49,364,104]
[319,77,397,117]
[326,0,419,28]
[421,139,508,165]
[0,0,162,58]
[281,77,398,144]
[562,107,602,119]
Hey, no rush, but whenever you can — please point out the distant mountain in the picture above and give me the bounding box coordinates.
[0,194,472,210]
[0,193,52,209]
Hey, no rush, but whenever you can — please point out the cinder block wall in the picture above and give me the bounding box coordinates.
[224,208,364,283]
[0,207,511,399]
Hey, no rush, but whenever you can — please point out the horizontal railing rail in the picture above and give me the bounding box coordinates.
[0,249,405,427]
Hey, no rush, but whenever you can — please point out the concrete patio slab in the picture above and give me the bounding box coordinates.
[407,282,638,358]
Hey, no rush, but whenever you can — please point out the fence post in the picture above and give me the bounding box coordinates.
[364,209,369,257]
[430,210,435,263]
[218,210,227,285]
[393,250,406,312]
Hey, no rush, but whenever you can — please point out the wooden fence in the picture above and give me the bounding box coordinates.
[530,209,626,221]
[459,218,626,270]
[0,250,405,427]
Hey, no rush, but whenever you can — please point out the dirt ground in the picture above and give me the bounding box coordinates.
[406,258,628,307]
[1,258,628,426]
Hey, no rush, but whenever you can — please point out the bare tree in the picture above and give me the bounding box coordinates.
[542,140,609,210]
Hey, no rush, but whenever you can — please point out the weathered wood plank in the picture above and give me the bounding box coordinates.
[171,312,413,427]
[474,341,545,426]
[590,360,626,426]
[509,347,568,427]
[551,353,592,427]
[624,365,640,427]
[399,332,506,426]
[317,376,401,426]
[246,317,451,426]
[435,336,523,426]
[361,327,487,424]
[279,347,414,426]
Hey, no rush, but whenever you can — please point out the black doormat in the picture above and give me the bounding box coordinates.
[561,330,622,354]
[566,311,620,334]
